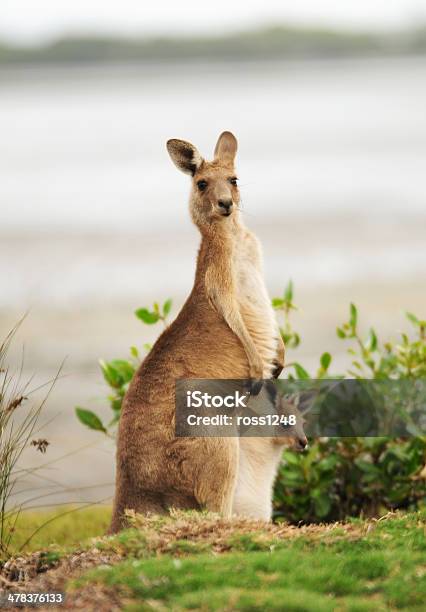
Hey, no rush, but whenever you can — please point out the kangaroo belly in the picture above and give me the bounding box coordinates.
[233,438,283,520]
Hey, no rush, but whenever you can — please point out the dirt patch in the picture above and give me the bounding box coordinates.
[121,509,371,555]
[0,548,122,610]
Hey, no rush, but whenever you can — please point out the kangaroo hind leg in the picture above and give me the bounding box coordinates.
[193,438,238,518]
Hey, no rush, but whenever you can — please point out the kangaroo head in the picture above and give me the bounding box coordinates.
[262,382,308,451]
[274,396,308,452]
[167,131,240,228]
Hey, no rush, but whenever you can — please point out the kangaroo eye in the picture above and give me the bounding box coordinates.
[197,180,208,192]
[229,177,238,186]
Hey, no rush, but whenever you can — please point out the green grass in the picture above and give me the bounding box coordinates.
[4,509,425,610]
[73,511,426,611]
[7,505,111,554]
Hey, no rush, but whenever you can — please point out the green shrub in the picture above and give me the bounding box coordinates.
[75,299,172,437]
[272,286,425,522]
[75,284,426,522]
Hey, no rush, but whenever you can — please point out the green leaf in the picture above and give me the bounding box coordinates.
[368,328,378,351]
[406,312,419,326]
[130,346,139,358]
[75,407,106,433]
[282,451,302,466]
[311,490,331,518]
[284,280,293,302]
[163,298,172,316]
[293,363,310,380]
[280,471,305,486]
[292,333,301,348]
[350,303,358,330]
[143,343,152,352]
[336,327,346,339]
[99,360,122,388]
[317,456,339,471]
[354,459,381,475]
[272,298,285,308]
[365,358,375,370]
[135,308,160,324]
[320,352,331,371]
[109,359,135,384]
[110,397,122,413]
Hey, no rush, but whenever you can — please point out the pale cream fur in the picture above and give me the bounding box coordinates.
[233,438,284,520]
[235,226,283,378]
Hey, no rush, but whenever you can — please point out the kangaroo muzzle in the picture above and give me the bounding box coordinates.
[218,199,233,216]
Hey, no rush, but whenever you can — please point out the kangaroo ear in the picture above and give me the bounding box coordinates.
[166,139,203,176]
[214,131,238,163]
[295,390,319,415]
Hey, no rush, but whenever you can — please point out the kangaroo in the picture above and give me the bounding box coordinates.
[110,132,287,533]
[234,382,308,521]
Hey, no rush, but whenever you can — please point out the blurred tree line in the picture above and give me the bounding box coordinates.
[1,25,426,65]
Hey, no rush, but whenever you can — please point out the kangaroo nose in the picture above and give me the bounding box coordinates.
[218,199,233,212]
[298,436,308,451]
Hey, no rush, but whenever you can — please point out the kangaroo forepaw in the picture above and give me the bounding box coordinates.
[249,378,263,396]
[271,360,284,379]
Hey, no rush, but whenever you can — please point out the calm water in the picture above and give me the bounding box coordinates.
[1,56,426,308]
[1,57,426,228]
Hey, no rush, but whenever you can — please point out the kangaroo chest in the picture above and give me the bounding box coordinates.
[233,230,278,371]
[234,234,268,305]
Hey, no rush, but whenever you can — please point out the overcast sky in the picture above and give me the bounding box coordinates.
[3,0,426,45]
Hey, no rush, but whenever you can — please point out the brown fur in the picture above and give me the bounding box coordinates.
[110,132,286,532]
